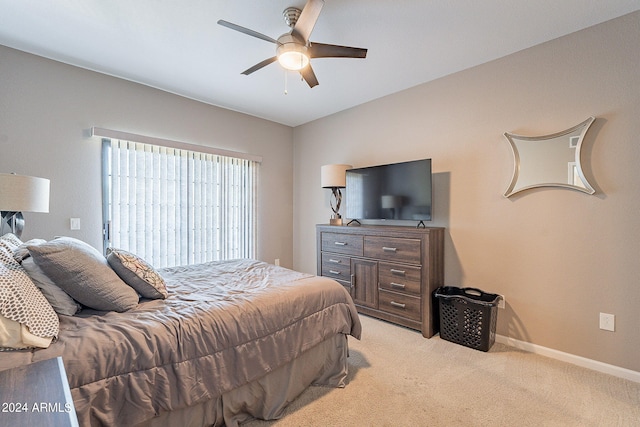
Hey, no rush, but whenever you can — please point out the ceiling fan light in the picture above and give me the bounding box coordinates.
[277,43,309,71]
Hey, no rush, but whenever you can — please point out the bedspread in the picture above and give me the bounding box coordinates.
[0,259,361,426]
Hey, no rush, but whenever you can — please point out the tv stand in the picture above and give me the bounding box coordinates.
[316,224,444,338]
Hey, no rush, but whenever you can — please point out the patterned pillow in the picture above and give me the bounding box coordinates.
[0,233,24,256]
[107,248,168,299]
[0,234,59,349]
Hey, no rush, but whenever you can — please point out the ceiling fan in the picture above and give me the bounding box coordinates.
[217,0,367,88]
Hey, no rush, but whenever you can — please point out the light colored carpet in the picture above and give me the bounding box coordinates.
[243,315,640,427]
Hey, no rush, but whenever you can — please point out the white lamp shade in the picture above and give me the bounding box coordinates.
[0,173,50,213]
[321,164,352,188]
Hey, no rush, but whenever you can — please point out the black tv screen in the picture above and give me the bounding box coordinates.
[345,159,432,221]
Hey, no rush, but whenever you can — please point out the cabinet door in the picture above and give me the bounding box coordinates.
[351,258,378,309]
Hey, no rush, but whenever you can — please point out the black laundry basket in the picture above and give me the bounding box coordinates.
[434,286,502,352]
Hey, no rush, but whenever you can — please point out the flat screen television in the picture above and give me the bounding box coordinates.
[345,159,432,222]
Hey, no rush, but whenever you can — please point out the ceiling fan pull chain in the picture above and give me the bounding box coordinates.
[284,71,288,95]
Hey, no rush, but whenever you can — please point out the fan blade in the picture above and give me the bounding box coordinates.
[241,57,278,75]
[291,0,324,43]
[309,42,368,59]
[300,64,319,88]
[217,20,278,44]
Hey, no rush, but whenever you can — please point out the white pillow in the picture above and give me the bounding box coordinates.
[0,314,52,349]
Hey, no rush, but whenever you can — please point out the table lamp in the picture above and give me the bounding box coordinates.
[321,164,351,225]
[0,173,50,238]
[381,195,401,219]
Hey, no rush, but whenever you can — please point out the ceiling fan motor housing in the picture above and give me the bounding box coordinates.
[276,34,309,70]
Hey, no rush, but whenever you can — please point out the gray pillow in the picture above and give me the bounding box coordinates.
[21,257,81,316]
[27,237,139,312]
[13,238,47,262]
[107,248,168,299]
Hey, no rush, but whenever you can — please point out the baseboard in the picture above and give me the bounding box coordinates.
[495,334,640,383]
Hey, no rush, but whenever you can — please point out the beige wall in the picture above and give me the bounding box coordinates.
[0,45,294,268]
[293,12,640,371]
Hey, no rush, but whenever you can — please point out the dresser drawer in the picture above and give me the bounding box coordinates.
[378,289,421,321]
[378,262,421,296]
[321,232,363,256]
[364,236,421,264]
[321,253,351,280]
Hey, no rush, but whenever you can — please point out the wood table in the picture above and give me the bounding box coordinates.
[0,357,78,426]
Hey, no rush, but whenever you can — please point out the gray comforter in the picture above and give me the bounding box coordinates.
[0,259,361,426]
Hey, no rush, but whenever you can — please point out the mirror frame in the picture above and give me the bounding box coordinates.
[503,116,596,197]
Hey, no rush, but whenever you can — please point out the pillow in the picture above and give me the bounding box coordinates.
[12,238,80,315]
[27,237,139,312]
[0,236,59,349]
[107,248,168,299]
[0,314,53,350]
[13,238,47,263]
[21,257,81,316]
[0,233,24,257]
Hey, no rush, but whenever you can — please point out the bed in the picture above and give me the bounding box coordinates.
[0,235,361,426]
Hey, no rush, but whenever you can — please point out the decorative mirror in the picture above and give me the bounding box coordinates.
[503,117,596,197]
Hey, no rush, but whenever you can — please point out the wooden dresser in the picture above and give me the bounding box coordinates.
[316,224,444,338]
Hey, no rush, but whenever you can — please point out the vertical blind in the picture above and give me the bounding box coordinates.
[344,172,363,219]
[102,139,258,268]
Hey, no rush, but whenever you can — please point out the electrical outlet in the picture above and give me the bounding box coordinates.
[274,258,280,266]
[599,312,615,332]
[498,295,505,309]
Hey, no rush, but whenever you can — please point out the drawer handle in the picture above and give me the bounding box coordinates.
[390,301,406,309]
[390,282,406,289]
[328,259,342,264]
[329,270,341,275]
[334,241,347,246]
[390,269,406,276]
[383,246,397,252]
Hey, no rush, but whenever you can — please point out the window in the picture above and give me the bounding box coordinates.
[344,171,363,219]
[102,138,258,268]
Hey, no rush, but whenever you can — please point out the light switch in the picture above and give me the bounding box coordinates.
[70,218,81,230]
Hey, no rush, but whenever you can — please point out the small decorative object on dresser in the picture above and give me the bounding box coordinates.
[317,224,444,338]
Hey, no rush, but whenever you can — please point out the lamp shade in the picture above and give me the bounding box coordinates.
[0,173,50,213]
[321,164,351,188]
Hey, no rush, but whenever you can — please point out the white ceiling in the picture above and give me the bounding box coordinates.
[0,1,638,127]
